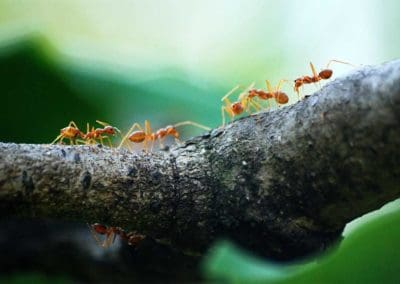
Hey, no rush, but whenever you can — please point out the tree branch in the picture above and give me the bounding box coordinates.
[1,59,400,260]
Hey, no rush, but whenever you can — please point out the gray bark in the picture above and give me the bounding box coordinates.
[1,59,400,260]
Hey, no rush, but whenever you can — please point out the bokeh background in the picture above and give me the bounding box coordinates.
[1,0,400,283]
[1,0,400,143]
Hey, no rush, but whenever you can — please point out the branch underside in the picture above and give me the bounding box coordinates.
[1,59,400,260]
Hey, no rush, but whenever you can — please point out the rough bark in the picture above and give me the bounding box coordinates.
[1,59,400,261]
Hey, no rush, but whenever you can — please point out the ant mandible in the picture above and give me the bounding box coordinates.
[51,121,84,145]
[294,60,353,98]
[221,83,261,126]
[118,120,211,151]
[80,120,121,147]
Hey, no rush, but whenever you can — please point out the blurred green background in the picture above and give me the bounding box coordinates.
[0,0,400,283]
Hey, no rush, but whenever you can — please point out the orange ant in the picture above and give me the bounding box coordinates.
[51,121,84,145]
[294,60,353,98]
[118,120,211,151]
[80,120,121,147]
[221,83,261,126]
[89,223,145,248]
[248,79,289,107]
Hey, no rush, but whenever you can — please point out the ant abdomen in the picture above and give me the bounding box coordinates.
[274,92,289,104]
[129,131,146,143]
[319,69,333,79]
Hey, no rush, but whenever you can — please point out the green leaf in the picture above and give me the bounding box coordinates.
[203,208,400,283]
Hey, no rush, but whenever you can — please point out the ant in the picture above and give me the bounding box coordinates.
[88,223,123,248]
[294,60,353,98]
[51,121,84,145]
[88,223,145,248]
[118,120,211,151]
[80,120,121,147]
[248,79,289,107]
[221,83,261,126]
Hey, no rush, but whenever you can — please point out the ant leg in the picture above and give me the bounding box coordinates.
[145,120,152,136]
[221,106,233,126]
[158,138,165,149]
[88,224,105,247]
[265,80,273,94]
[104,136,113,148]
[143,140,149,152]
[68,121,79,129]
[221,85,240,102]
[104,231,116,248]
[173,121,211,131]
[309,62,318,78]
[276,79,288,92]
[295,89,301,100]
[150,140,156,152]
[144,121,154,152]
[118,123,143,149]
[75,138,86,145]
[247,99,262,113]
[51,134,63,144]
[95,120,110,127]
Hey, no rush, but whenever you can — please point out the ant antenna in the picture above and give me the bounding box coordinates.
[326,59,355,69]
[221,85,241,102]
[173,121,211,131]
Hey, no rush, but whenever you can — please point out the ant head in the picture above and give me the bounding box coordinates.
[248,89,257,98]
[319,69,333,79]
[103,126,117,135]
[92,223,108,234]
[166,126,179,138]
[231,102,244,115]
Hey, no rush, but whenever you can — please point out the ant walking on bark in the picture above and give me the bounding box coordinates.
[51,121,84,145]
[221,83,262,126]
[118,120,211,151]
[294,60,354,98]
[80,120,121,147]
[248,79,289,107]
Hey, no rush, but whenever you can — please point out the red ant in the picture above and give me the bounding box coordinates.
[221,83,261,126]
[89,223,145,248]
[294,60,353,98]
[80,120,121,147]
[248,79,289,106]
[118,120,210,151]
[51,121,84,145]
[221,80,289,126]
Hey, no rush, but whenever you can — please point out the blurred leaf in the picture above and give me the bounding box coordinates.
[203,207,400,283]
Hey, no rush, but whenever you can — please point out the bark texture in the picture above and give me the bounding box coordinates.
[1,59,400,260]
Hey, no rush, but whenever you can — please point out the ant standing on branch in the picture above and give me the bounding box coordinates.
[118,120,211,151]
[294,60,354,98]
